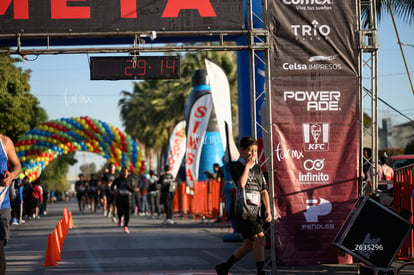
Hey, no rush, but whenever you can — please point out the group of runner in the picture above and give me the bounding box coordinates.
[74,164,177,232]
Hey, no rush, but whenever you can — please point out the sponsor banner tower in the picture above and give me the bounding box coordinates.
[268,0,359,264]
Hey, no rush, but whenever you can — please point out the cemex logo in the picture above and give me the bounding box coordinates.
[304,198,332,222]
[303,123,329,152]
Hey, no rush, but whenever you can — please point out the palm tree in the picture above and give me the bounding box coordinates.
[362,0,414,26]
[118,51,238,171]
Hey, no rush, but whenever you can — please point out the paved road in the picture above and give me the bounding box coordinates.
[6,199,267,275]
[4,198,412,275]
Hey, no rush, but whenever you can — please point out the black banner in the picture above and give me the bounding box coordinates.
[0,0,244,34]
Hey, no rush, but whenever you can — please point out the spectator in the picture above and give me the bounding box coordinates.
[139,173,150,216]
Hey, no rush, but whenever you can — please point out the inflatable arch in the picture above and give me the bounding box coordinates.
[15,116,143,181]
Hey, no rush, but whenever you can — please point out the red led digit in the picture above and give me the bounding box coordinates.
[124,60,134,76]
[165,60,175,75]
[136,60,146,75]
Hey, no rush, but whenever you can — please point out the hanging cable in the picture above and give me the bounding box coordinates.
[386,0,414,96]
[364,87,413,122]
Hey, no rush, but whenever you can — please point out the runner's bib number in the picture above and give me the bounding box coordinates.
[246,193,260,206]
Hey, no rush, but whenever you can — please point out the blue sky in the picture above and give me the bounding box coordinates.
[375,16,414,124]
[17,15,414,177]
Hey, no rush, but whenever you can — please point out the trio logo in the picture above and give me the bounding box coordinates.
[303,123,329,151]
[304,198,332,222]
[291,20,330,41]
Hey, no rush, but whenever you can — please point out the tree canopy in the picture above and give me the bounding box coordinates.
[0,55,47,141]
[0,54,77,191]
[118,51,238,169]
[362,0,414,26]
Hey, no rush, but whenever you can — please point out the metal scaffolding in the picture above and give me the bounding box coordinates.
[359,0,380,195]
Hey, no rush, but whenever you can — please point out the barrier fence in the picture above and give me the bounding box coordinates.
[173,179,223,220]
[393,164,414,260]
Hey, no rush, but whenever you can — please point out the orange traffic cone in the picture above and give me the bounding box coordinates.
[44,234,57,266]
[63,208,69,227]
[59,218,68,237]
[68,211,73,229]
[53,228,61,261]
[57,220,65,247]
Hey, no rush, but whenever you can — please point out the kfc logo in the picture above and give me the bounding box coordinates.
[303,123,329,152]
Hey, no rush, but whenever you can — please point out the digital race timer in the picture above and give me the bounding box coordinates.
[90,56,180,80]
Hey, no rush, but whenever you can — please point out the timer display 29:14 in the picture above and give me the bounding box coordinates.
[90,56,180,80]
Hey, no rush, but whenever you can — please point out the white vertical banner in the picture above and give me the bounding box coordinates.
[167,120,187,178]
[205,59,239,161]
[185,94,213,187]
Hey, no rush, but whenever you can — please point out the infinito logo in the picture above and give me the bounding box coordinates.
[299,159,329,184]
[303,159,324,171]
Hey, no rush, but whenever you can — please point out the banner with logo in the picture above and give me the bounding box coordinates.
[0,0,244,34]
[167,120,187,178]
[268,0,359,264]
[185,93,213,187]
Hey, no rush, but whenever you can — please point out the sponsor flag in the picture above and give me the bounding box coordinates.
[268,0,359,264]
[205,59,239,161]
[167,120,187,178]
[185,93,213,187]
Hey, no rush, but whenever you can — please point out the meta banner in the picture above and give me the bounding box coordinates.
[268,0,359,265]
[0,0,244,34]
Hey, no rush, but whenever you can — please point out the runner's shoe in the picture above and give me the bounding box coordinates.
[215,263,228,275]
[124,226,130,234]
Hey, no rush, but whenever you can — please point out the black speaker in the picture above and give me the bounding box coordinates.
[333,196,412,268]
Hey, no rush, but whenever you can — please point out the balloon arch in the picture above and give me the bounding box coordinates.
[15,116,143,182]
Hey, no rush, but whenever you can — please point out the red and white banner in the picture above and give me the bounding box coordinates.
[185,94,213,187]
[167,120,187,178]
[268,1,359,265]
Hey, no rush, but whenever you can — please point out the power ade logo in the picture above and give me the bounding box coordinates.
[303,123,329,151]
[284,91,341,111]
[299,159,329,185]
[291,20,330,40]
[302,198,335,230]
[282,0,333,11]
